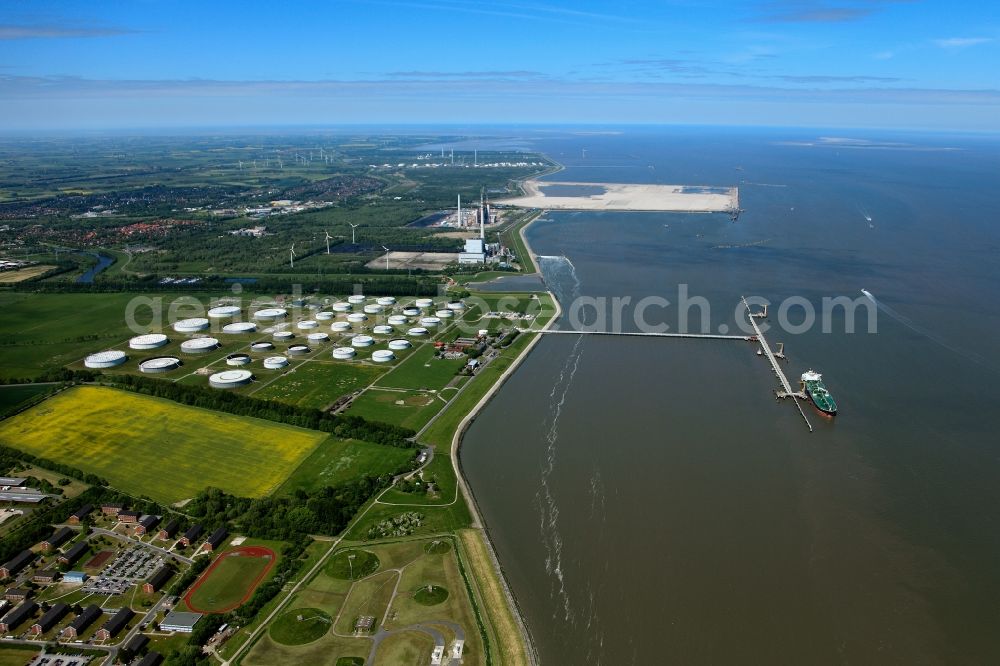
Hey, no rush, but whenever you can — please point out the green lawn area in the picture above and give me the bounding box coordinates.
[374,344,465,391]
[269,607,333,646]
[345,389,444,430]
[276,438,414,495]
[186,548,276,613]
[0,645,40,666]
[253,361,387,409]
[325,549,381,580]
[0,386,326,503]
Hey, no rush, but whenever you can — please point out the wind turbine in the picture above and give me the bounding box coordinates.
[324,230,332,254]
[382,246,391,271]
[289,243,297,269]
[349,223,359,244]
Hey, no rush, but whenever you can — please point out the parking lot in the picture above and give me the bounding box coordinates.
[28,655,91,666]
[82,545,164,595]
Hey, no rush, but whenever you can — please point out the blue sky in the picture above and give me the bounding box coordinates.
[1,0,998,131]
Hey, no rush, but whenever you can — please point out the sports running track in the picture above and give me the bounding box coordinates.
[184,545,277,614]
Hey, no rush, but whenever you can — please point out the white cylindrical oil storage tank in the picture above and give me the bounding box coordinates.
[388,339,412,351]
[226,353,251,366]
[139,356,181,373]
[332,346,356,360]
[253,307,287,321]
[274,330,294,342]
[287,344,311,356]
[332,302,351,312]
[346,313,367,323]
[347,295,366,304]
[447,301,466,310]
[372,325,393,335]
[207,305,241,319]
[174,317,209,333]
[371,349,395,363]
[129,333,168,350]
[263,355,288,369]
[331,321,351,332]
[363,304,382,315]
[84,350,128,369]
[307,332,330,343]
[376,296,396,306]
[316,311,335,321]
[415,298,434,309]
[210,369,253,388]
[251,341,275,352]
[223,321,257,334]
[407,327,428,337]
[435,309,454,318]
[351,335,374,348]
[180,337,220,354]
[420,317,441,328]
[297,319,319,330]
[402,307,420,317]
[387,315,407,326]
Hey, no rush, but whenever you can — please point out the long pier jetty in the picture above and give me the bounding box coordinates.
[523,329,749,341]
[740,296,813,432]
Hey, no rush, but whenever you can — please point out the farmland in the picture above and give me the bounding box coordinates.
[0,385,326,503]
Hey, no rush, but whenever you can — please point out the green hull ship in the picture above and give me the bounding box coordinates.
[801,370,837,416]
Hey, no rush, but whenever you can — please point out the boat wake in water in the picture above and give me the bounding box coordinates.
[862,289,993,369]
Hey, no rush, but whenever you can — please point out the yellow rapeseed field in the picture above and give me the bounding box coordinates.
[0,386,326,503]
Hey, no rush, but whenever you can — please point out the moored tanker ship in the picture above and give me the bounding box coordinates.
[801,370,838,416]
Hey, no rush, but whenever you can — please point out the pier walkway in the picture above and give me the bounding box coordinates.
[741,296,813,432]
[520,328,750,341]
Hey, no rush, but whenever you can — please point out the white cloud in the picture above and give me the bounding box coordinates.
[933,37,993,48]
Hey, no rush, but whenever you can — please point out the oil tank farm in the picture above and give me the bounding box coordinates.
[351,335,374,348]
[388,339,412,350]
[222,322,257,334]
[371,350,395,363]
[253,307,287,322]
[226,353,251,366]
[129,334,168,350]
[84,350,128,369]
[180,338,220,354]
[209,370,253,389]
[207,305,241,319]
[263,356,289,369]
[332,347,357,360]
[139,356,182,373]
[251,341,275,352]
[174,318,209,333]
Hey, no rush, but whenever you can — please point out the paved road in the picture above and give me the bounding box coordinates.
[92,527,194,565]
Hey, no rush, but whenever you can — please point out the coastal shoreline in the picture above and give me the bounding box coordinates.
[452,208,562,666]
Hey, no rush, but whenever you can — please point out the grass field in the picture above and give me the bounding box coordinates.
[276,438,414,495]
[252,361,386,409]
[0,292,148,380]
[185,545,277,613]
[374,344,466,391]
[0,386,326,503]
[269,607,332,645]
[345,388,444,431]
[0,265,55,283]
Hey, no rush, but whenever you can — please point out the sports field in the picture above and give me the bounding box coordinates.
[185,545,277,613]
[0,386,326,503]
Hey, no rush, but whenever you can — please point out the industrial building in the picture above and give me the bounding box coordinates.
[58,540,88,566]
[159,611,203,633]
[96,606,134,640]
[63,571,87,584]
[180,524,203,546]
[158,518,180,540]
[30,602,68,635]
[0,600,38,633]
[143,565,173,594]
[203,527,228,552]
[62,604,102,638]
[40,526,74,551]
[135,514,161,536]
[66,503,93,524]
[1,549,35,578]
